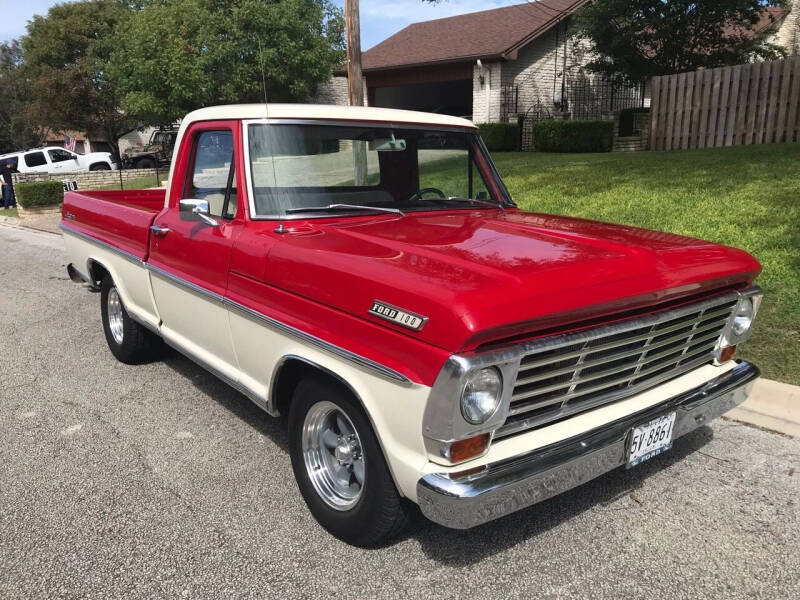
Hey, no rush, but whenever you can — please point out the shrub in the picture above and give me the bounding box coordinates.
[478,122,520,152]
[529,119,613,153]
[15,180,65,208]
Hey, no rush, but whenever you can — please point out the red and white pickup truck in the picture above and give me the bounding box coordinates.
[62,104,762,546]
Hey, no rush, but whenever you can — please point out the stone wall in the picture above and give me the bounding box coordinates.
[612,110,650,152]
[12,168,166,190]
[310,76,352,105]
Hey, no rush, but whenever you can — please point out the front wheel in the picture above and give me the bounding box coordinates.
[288,378,411,546]
[100,276,161,364]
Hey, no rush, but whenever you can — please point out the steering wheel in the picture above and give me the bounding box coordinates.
[407,187,447,203]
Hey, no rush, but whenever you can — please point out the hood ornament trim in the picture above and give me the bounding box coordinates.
[369,300,428,331]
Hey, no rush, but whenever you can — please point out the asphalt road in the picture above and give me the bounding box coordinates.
[1,224,799,599]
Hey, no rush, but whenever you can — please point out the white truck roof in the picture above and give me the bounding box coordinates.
[182,104,477,129]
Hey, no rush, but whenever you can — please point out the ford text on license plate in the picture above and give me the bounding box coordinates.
[628,412,676,467]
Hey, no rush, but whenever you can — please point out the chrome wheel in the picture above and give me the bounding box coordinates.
[107,287,124,344]
[302,401,365,510]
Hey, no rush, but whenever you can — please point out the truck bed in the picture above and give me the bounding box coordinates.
[62,189,166,260]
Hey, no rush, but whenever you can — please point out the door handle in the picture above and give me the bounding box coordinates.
[150,224,170,237]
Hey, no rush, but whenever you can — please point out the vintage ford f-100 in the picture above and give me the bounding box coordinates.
[61,104,762,546]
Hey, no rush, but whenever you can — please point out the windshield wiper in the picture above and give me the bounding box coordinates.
[444,197,505,211]
[285,204,405,217]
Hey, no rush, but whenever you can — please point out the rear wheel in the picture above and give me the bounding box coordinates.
[100,276,160,364]
[89,163,111,171]
[288,378,410,546]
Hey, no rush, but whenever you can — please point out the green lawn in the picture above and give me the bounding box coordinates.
[492,143,800,385]
[97,175,166,191]
[0,206,18,218]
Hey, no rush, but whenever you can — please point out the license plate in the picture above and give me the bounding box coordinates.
[628,412,676,467]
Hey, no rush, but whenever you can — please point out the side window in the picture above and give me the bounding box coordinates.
[24,152,47,168]
[49,149,74,163]
[183,130,236,219]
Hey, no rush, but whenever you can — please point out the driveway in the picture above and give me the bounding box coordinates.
[1,224,798,599]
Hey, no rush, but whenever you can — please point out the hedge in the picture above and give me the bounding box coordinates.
[478,122,520,152]
[529,119,613,153]
[15,180,64,208]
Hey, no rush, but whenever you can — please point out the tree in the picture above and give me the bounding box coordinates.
[108,0,345,125]
[575,0,788,84]
[0,41,42,154]
[22,0,134,158]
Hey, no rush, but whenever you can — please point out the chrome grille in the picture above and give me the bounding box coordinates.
[495,293,738,439]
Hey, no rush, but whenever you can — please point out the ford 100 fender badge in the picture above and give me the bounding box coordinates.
[369,301,427,331]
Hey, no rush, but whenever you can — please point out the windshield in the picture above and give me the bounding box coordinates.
[246,123,509,218]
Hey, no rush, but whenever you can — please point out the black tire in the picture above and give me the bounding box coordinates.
[134,157,156,169]
[89,163,111,171]
[288,378,410,546]
[100,275,161,364]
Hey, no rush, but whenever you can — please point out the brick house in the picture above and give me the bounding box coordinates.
[315,0,798,126]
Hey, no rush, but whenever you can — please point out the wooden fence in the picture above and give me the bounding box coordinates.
[649,56,800,150]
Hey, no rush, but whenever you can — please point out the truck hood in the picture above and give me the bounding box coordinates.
[266,210,761,351]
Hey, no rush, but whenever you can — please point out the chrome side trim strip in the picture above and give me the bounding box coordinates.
[145,262,225,304]
[127,309,161,337]
[145,261,410,384]
[226,298,412,384]
[417,360,760,529]
[63,221,411,384]
[59,222,144,265]
[162,335,275,416]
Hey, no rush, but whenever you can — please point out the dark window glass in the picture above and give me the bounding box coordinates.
[24,152,47,167]
[184,130,236,219]
[49,149,74,163]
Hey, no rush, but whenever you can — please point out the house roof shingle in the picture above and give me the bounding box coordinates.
[361,0,587,72]
[360,1,790,73]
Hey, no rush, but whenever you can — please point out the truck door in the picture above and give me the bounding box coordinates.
[48,148,76,172]
[147,120,243,380]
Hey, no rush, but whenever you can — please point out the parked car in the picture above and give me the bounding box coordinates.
[60,104,762,547]
[0,146,117,175]
[121,128,178,169]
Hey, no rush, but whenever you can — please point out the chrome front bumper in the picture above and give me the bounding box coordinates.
[417,360,759,529]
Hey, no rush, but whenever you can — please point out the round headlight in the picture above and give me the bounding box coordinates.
[731,297,755,337]
[461,368,503,425]
[720,295,760,348]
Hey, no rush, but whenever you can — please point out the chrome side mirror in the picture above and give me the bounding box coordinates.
[179,198,219,227]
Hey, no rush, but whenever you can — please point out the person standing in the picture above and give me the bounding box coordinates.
[1,159,18,209]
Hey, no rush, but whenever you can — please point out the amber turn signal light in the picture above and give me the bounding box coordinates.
[448,433,491,463]
[719,345,737,363]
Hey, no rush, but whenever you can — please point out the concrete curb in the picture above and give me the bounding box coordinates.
[725,378,800,438]
[0,217,59,236]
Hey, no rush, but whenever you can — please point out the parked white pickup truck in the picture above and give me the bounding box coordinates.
[0,147,117,174]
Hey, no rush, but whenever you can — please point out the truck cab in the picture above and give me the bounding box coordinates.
[61,104,762,546]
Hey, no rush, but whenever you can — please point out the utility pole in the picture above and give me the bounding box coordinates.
[345,0,367,184]
[345,0,364,107]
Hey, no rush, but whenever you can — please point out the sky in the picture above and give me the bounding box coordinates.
[0,0,521,50]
